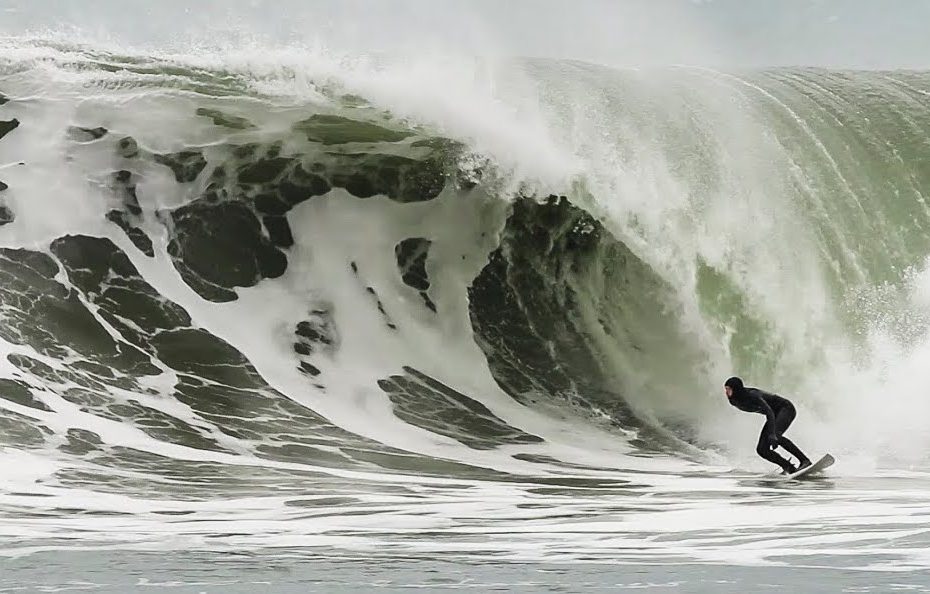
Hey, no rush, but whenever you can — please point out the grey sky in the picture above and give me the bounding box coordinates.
[1,0,929,69]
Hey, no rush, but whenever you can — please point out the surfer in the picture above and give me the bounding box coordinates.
[724,377,812,474]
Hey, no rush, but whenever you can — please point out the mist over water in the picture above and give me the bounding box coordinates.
[4,2,930,591]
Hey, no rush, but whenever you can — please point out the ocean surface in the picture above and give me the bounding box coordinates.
[2,34,930,592]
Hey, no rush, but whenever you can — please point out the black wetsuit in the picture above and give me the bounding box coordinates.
[728,385,810,473]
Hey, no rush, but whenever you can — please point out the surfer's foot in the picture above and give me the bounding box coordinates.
[797,459,812,471]
[780,464,798,475]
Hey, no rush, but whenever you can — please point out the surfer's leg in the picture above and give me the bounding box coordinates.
[773,405,811,466]
[778,436,810,467]
[756,425,795,473]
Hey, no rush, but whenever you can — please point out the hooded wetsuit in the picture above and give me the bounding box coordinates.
[725,377,810,473]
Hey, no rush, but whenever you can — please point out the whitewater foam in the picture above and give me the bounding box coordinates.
[4,38,930,591]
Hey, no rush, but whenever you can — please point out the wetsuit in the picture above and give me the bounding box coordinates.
[726,379,810,473]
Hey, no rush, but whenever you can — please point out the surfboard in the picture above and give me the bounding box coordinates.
[783,453,834,480]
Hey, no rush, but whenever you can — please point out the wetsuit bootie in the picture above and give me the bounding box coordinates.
[780,463,798,475]
[796,459,812,472]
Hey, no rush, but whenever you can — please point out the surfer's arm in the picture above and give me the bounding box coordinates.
[729,391,777,429]
[751,393,777,430]
[756,398,780,447]
[759,399,776,426]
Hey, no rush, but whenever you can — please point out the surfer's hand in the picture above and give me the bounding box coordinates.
[766,433,780,448]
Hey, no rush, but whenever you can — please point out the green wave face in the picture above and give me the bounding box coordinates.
[552,65,930,355]
[1,44,930,458]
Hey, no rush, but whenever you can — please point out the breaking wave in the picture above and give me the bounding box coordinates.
[2,38,930,512]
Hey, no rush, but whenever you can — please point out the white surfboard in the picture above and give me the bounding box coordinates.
[783,453,834,480]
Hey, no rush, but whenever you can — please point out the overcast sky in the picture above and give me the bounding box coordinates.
[2,0,929,70]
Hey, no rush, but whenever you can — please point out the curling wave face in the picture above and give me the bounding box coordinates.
[3,41,930,569]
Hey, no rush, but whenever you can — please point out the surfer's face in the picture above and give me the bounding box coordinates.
[724,385,733,398]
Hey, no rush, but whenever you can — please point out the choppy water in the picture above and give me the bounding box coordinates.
[3,33,930,592]
[8,552,930,593]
